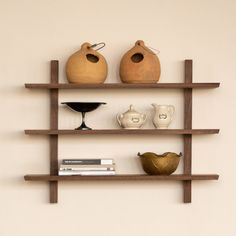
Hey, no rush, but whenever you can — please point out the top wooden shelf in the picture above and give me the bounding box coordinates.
[25,83,220,89]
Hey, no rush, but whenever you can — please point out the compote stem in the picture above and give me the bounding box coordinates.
[75,112,92,130]
[82,112,85,122]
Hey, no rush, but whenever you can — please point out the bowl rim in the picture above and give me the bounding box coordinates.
[61,102,106,105]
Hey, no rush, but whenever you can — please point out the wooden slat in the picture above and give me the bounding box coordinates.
[49,60,58,203]
[24,129,220,135]
[24,174,219,181]
[25,82,220,89]
[184,60,193,203]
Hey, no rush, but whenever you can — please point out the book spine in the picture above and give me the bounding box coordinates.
[59,170,116,176]
[81,171,115,176]
[62,159,113,165]
[60,167,115,171]
[60,164,115,168]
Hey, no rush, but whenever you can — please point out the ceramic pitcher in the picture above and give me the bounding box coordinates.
[152,104,175,129]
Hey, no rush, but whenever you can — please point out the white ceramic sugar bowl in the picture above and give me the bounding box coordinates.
[117,105,147,129]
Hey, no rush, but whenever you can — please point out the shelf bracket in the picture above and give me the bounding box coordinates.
[49,60,59,203]
[183,60,193,203]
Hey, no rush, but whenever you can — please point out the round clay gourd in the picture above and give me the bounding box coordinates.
[119,40,161,83]
[66,42,108,84]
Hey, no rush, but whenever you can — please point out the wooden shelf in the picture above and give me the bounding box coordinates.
[25,82,220,89]
[24,129,220,135]
[24,174,219,181]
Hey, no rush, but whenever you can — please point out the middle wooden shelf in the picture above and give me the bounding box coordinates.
[24,129,220,135]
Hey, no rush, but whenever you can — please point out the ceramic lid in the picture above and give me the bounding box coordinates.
[122,105,143,117]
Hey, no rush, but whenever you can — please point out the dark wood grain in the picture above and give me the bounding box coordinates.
[24,174,219,181]
[49,60,58,203]
[24,129,220,135]
[184,60,193,203]
[25,82,220,89]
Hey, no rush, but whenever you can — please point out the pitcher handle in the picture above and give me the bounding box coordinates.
[142,114,147,123]
[168,105,175,121]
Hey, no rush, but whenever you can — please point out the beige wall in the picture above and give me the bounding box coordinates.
[0,0,235,235]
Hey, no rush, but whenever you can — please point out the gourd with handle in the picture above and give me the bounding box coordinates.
[66,42,108,84]
[119,40,161,83]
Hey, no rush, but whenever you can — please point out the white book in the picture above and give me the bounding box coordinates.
[59,170,116,176]
[59,164,115,171]
[80,171,116,176]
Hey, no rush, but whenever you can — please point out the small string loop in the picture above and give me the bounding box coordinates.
[89,42,106,51]
[139,44,160,55]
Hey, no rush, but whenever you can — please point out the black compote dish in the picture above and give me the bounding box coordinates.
[62,102,106,130]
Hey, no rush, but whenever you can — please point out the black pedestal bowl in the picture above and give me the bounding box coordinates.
[62,102,106,130]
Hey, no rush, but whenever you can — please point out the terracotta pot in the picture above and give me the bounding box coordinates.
[119,40,161,83]
[66,42,108,84]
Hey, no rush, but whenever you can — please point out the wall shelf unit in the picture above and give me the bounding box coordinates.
[24,60,220,204]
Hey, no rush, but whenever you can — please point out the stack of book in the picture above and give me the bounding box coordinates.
[59,159,115,176]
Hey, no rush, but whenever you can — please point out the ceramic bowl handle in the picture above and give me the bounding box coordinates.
[116,114,123,127]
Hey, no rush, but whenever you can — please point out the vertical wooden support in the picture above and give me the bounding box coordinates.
[50,60,59,203]
[183,60,192,203]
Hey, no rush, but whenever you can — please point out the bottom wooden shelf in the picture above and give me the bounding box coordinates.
[24,174,219,181]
